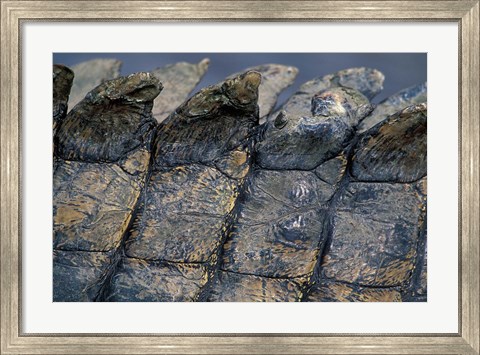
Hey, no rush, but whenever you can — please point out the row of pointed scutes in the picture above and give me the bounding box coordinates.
[52,62,427,302]
[52,61,298,302]
[65,58,299,122]
[65,58,207,120]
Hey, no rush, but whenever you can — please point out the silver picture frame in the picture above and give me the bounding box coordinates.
[1,1,478,353]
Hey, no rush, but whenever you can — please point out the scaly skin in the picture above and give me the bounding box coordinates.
[52,65,428,302]
[53,72,162,301]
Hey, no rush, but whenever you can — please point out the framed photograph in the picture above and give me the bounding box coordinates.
[1,1,478,354]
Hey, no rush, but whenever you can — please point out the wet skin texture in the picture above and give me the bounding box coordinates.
[52,64,427,302]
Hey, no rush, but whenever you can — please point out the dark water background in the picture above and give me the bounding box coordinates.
[53,53,426,107]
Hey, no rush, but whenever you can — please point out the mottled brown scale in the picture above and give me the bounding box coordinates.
[53,72,162,301]
[220,169,337,278]
[208,271,306,302]
[306,281,402,302]
[53,160,146,251]
[320,182,423,287]
[109,259,208,302]
[124,164,238,263]
[55,73,161,163]
[352,103,427,183]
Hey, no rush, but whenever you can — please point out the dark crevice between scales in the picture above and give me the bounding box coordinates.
[195,178,251,301]
[300,137,359,301]
[400,193,428,301]
[94,126,159,302]
[302,104,428,299]
[52,71,163,302]
[98,71,263,301]
[195,101,264,301]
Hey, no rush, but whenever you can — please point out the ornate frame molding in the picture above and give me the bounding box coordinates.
[1,1,478,354]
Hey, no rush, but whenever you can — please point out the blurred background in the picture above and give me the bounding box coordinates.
[53,53,426,107]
